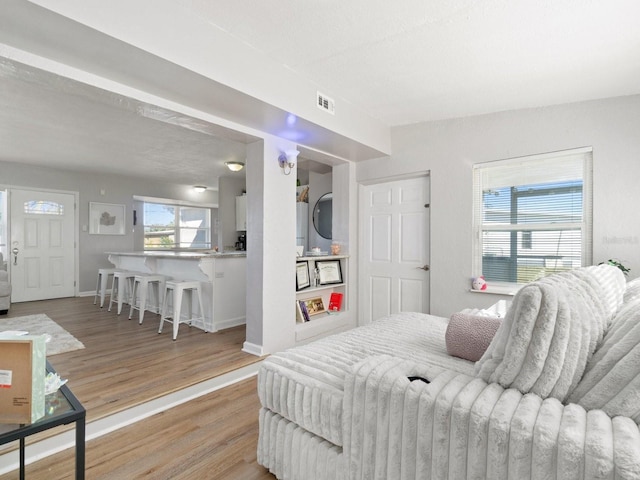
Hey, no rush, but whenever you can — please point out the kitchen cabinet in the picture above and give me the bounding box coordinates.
[236,194,247,231]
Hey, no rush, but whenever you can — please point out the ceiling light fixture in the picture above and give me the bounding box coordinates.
[193,185,207,193]
[225,161,245,172]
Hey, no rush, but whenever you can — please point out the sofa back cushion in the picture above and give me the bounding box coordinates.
[475,264,625,402]
[567,281,640,421]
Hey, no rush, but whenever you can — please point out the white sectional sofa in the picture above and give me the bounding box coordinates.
[257,264,640,479]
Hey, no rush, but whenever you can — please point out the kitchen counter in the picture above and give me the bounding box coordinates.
[106,251,246,332]
[108,250,246,259]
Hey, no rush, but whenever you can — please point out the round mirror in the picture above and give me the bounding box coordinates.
[312,192,332,239]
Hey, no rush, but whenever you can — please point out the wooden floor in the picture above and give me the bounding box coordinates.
[0,377,273,479]
[0,296,274,479]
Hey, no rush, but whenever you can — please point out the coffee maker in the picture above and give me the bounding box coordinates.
[236,234,246,251]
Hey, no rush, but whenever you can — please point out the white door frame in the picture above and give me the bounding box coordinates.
[358,171,430,326]
[6,185,80,300]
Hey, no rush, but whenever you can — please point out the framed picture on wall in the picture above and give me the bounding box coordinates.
[296,262,311,290]
[316,260,342,285]
[89,202,126,235]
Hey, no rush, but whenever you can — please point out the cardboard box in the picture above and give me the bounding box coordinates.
[0,336,46,424]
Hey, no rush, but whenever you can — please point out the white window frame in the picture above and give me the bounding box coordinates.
[472,147,593,289]
[135,195,217,251]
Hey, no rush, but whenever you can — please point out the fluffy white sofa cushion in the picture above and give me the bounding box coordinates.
[475,265,625,402]
[568,282,640,421]
[623,276,640,304]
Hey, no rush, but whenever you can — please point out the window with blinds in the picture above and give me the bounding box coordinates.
[472,148,593,285]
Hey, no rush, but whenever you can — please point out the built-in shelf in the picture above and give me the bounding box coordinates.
[295,255,348,331]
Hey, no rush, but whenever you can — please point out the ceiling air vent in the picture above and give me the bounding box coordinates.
[316,92,335,115]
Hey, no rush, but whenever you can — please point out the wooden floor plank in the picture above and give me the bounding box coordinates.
[1,297,261,423]
[0,297,274,478]
[0,378,274,479]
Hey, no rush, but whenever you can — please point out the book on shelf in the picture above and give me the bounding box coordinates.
[295,301,304,322]
[298,300,311,322]
[328,292,343,312]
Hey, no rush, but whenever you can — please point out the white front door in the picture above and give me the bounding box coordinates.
[360,175,430,323]
[9,189,76,302]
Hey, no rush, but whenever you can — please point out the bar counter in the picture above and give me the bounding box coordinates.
[106,251,246,332]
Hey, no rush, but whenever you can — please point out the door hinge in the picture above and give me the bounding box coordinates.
[424,203,430,208]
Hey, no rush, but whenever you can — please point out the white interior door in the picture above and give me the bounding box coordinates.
[9,189,76,302]
[360,176,430,323]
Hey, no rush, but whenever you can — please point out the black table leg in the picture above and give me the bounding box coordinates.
[75,416,86,480]
[19,436,25,480]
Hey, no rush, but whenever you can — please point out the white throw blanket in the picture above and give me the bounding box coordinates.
[475,265,625,402]
[345,355,640,480]
[568,291,640,422]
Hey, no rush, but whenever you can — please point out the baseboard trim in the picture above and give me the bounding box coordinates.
[0,361,262,475]
[78,290,98,298]
[214,316,246,331]
[242,341,264,357]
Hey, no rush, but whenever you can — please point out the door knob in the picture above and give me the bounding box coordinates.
[12,247,19,265]
[418,264,430,271]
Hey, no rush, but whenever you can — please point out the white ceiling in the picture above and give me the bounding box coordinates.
[1,0,640,185]
[0,58,250,186]
[186,0,640,126]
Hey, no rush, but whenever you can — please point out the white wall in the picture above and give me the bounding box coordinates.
[357,94,640,317]
[0,160,219,293]
[243,138,297,355]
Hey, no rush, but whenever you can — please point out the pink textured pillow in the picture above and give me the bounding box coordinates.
[445,313,502,362]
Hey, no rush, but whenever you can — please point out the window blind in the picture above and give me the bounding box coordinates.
[472,148,592,285]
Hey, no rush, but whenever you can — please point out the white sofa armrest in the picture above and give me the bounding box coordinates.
[344,355,640,480]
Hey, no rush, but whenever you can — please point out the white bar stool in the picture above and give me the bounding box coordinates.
[159,280,206,340]
[108,271,137,315]
[129,274,166,324]
[94,268,118,308]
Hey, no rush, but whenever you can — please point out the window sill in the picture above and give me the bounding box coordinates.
[469,284,520,296]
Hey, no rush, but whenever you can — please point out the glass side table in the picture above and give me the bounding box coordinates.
[0,360,86,480]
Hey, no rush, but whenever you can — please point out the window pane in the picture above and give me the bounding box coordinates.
[474,149,592,285]
[144,203,175,227]
[24,200,64,215]
[143,202,211,250]
[144,203,176,249]
[483,182,582,225]
[482,229,582,283]
[179,207,210,248]
[177,228,209,248]
[179,207,210,228]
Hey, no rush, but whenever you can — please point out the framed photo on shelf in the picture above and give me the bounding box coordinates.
[89,202,126,235]
[302,297,325,316]
[296,262,311,291]
[316,260,343,285]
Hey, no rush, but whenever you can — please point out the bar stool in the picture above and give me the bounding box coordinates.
[108,270,137,315]
[159,280,206,340]
[129,274,167,325]
[94,268,118,308]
